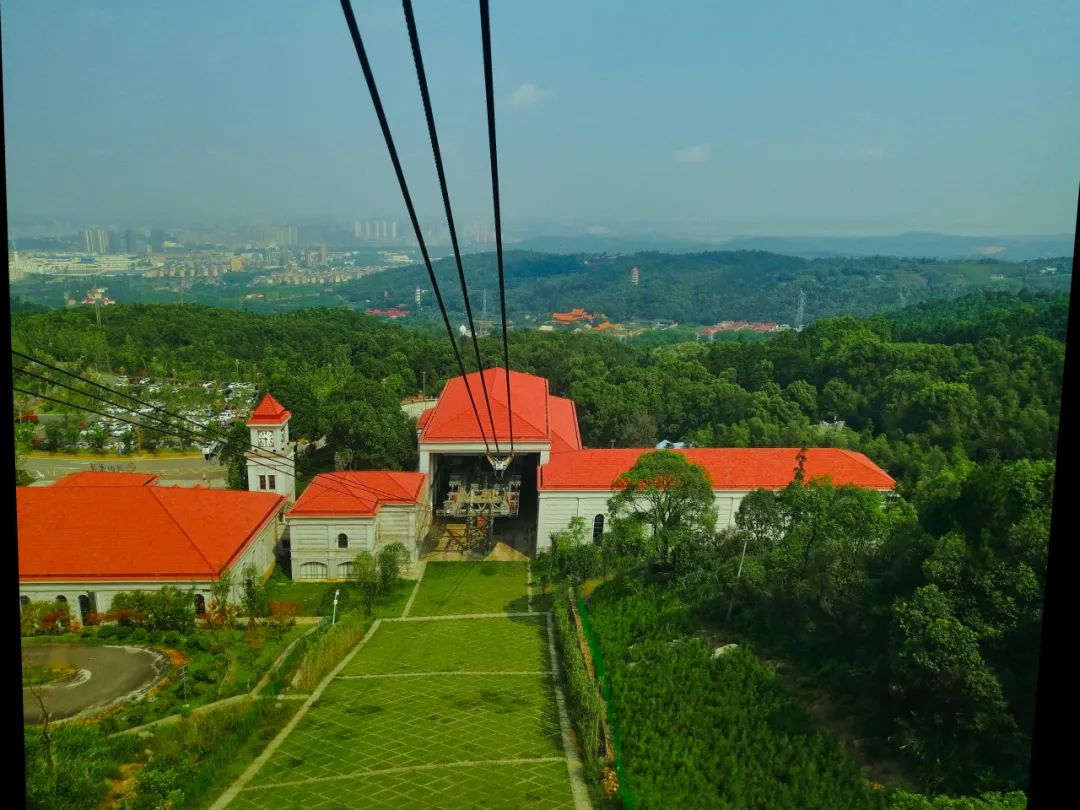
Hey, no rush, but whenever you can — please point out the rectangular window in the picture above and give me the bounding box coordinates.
[268,475,276,489]
[258,474,266,490]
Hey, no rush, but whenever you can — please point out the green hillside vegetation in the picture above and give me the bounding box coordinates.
[12,290,1063,803]
[11,249,1072,325]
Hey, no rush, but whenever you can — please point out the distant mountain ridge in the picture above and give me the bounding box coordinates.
[509,231,1074,261]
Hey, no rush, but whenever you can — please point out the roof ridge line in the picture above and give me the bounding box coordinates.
[148,488,218,576]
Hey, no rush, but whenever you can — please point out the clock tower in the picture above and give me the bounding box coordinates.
[244,393,296,501]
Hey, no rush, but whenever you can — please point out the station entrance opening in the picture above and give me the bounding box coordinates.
[429,452,540,557]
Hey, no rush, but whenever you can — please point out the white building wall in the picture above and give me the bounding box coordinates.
[226,517,281,581]
[288,517,377,581]
[536,490,752,552]
[19,579,217,618]
[245,452,296,502]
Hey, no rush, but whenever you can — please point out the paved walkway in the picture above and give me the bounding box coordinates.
[212,562,590,809]
[23,645,169,723]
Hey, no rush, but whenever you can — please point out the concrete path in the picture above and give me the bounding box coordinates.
[22,645,169,723]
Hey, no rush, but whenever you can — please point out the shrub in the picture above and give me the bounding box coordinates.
[376,542,411,596]
[82,610,103,627]
[20,600,73,636]
[293,613,369,692]
[353,552,379,614]
[129,628,150,644]
[553,592,604,766]
[267,602,299,631]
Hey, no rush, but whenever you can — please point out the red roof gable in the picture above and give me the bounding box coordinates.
[246,393,291,426]
[420,369,579,448]
[548,396,583,453]
[289,471,426,517]
[17,485,285,581]
[416,407,436,429]
[538,448,894,491]
[52,472,160,487]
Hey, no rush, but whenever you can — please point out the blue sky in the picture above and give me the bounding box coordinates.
[2,0,1078,235]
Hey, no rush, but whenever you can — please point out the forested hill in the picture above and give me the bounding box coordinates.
[335,249,1071,325]
[12,291,1064,796]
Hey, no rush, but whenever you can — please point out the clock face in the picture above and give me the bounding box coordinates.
[258,430,273,448]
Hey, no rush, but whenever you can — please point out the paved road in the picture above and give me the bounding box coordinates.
[22,645,169,722]
[24,454,227,484]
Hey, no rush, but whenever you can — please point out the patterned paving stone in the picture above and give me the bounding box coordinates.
[232,760,574,809]
[247,674,563,787]
[340,616,549,676]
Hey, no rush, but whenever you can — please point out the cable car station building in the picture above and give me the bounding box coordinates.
[289,367,894,565]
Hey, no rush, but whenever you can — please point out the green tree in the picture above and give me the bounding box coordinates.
[607,450,717,564]
[240,564,268,629]
[375,543,411,597]
[353,551,379,614]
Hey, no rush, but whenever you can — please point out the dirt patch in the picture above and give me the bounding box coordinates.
[102,761,145,808]
[762,657,919,791]
[485,542,530,562]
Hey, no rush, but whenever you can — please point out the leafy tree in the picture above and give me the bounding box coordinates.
[207,572,236,629]
[607,450,717,564]
[375,543,411,597]
[240,564,268,629]
[353,551,379,614]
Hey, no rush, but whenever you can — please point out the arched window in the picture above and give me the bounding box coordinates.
[337,533,349,549]
[592,514,605,541]
[194,594,207,616]
[56,595,68,603]
[20,595,30,609]
[298,561,328,581]
[338,561,355,578]
[78,594,91,621]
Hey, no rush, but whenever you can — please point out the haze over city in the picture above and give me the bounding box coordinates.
[3,0,1078,238]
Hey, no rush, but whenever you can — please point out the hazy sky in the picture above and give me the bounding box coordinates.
[2,0,1078,236]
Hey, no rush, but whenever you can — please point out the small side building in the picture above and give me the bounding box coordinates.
[286,471,430,580]
[536,448,895,551]
[17,472,286,619]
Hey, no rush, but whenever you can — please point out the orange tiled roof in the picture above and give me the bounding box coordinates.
[52,472,160,487]
[288,471,427,517]
[246,393,291,426]
[538,448,894,491]
[17,483,285,581]
[419,369,581,447]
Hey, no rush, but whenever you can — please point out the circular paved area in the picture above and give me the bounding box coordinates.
[22,645,169,723]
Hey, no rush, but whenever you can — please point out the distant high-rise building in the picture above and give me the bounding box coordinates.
[630,266,640,285]
[320,243,328,264]
[150,229,166,252]
[390,221,398,239]
[82,228,109,255]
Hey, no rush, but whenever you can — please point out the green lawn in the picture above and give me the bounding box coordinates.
[249,674,563,785]
[407,561,530,617]
[264,571,415,618]
[263,570,334,616]
[225,588,575,809]
[340,616,549,676]
[231,759,573,809]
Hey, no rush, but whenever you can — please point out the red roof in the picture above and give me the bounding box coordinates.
[548,396,583,453]
[289,471,426,517]
[419,369,581,448]
[52,472,160,487]
[17,484,285,581]
[538,448,894,491]
[246,393,291,426]
[416,407,436,429]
